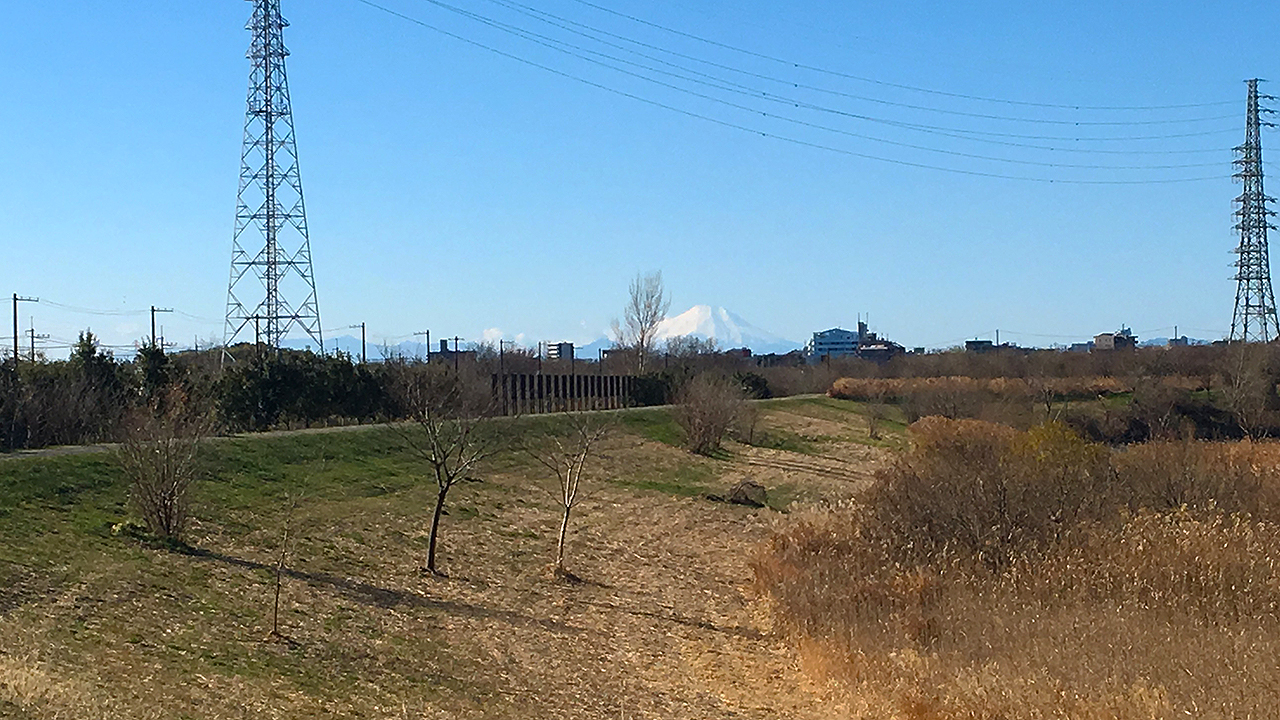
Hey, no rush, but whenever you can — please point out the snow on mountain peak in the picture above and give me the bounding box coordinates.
[653,305,799,354]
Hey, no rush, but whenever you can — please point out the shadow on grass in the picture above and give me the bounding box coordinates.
[179,546,590,636]
[577,595,765,640]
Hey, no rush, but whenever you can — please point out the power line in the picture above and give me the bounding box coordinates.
[40,299,148,317]
[470,0,1236,128]
[417,0,1218,167]
[418,0,1233,168]
[561,0,1235,111]
[355,0,1229,183]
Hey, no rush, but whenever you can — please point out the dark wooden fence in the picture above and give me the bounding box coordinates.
[491,373,634,415]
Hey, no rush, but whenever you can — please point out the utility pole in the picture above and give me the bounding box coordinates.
[12,295,37,365]
[414,330,430,362]
[1231,79,1279,342]
[350,323,366,363]
[27,320,49,362]
[150,306,173,349]
[452,336,462,372]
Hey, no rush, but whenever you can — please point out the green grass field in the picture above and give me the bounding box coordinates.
[0,398,890,719]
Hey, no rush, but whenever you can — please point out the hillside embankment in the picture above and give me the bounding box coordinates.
[0,397,883,719]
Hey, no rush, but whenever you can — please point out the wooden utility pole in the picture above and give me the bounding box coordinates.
[150,306,173,348]
[349,323,366,363]
[27,321,49,362]
[12,294,37,365]
[414,330,430,362]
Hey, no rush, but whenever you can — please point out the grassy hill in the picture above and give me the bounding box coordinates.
[0,398,887,719]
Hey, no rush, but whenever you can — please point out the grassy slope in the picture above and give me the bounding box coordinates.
[0,399,886,720]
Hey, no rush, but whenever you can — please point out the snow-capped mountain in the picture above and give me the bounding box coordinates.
[653,305,800,355]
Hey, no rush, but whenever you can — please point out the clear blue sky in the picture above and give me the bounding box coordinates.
[1,0,1277,356]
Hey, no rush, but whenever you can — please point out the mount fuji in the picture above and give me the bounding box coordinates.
[653,305,800,355]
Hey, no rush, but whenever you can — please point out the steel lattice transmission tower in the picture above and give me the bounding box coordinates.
[224,0,322,352]
[1230,79,1279,343]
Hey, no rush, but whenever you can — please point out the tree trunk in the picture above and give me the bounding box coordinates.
[556,504,571,572]
[427,484,448,573]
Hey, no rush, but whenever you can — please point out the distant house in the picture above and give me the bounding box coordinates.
[1093,328,1137,351]
[754,350,806,368]
[965,339,995,354]
[546,342,574,360]
[804,327,861,361]
[434,338,476,365]
[857,342,902,364]
[804,321,902,363]
[1069,341,1094,353]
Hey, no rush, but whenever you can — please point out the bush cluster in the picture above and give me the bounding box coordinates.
[753,418,1280,717]
[1,341,433,451]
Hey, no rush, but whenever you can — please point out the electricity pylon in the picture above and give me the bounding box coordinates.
[1230,79,1279,342]
[224,0,322,354]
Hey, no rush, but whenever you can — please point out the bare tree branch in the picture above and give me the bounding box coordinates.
[522,414,613,577]
[388,363,503,574]
[612,270,670,373]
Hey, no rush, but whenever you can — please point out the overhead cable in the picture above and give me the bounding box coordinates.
[407,0,1227,171]
[354,0,1227,184]
[561,0,1236,111]
[474,0,1238,124]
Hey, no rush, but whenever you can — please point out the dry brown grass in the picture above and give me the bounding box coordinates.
[0,400,886,720]
[828,375,1147,403]
[754,418,1280,718]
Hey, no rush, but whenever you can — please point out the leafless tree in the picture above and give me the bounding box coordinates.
[270,493,302,638]
[1220,343,1276,440]
[391,364,501,574]
[866,394,889,441]
[664,335,718,358]
[612,270,670,373]
[673,373,747,455]
[734,400,761,445]
[524,415,612,577]
[116,386,212,543]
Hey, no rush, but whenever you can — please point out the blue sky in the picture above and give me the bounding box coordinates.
[1,0,1277,356]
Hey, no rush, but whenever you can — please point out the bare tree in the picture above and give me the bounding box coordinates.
[1220,343,1276,439]
[524,415,612,577]
[391,364,501,574]
[673,373,747,455]
[116,386,211,543]
[866,394,889,441]
[612,270,670,373]
[270,493,302,638]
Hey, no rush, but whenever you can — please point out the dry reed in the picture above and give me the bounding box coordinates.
[754,418,1280,718]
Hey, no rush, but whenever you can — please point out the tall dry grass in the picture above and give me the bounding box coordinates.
[827,375,1150,403]
[754,418,1280,719]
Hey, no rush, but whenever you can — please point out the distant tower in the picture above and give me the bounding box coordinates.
[224,0,322,352]
[1230,79,1278,343]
